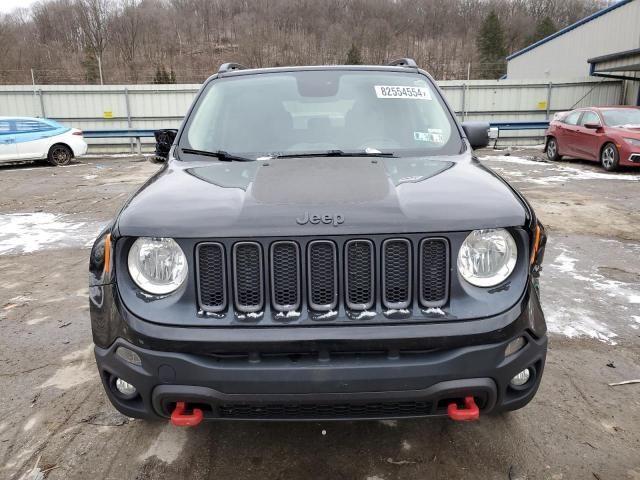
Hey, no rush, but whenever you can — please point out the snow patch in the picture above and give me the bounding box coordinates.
[315,310,338,320]
[546,308,618,345]
[23,414,40,432]
[40,363,93,390]
[0,213,104,255]
[482,155,640,184]
[546,244,640,343]
[379,420,397,428]
[275,310,301,319]
[552,252,578,274]
[139,424,188,464]
[40,345,94,390]
[479,155,540,165]
[347,310,376,320]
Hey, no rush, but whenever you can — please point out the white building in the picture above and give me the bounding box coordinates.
[506,0,640,104]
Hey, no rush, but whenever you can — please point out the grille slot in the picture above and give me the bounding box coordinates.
[196,243,226,312]
[219,401,433,419]
[270,241,301,311]
[307,240,338,311]
[382,239,412,309]
[232,242,264,312]
[345,240,374,310]
[419,238,449,307]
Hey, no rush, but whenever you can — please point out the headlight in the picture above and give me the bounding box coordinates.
[624,138,640,146]
[457,229,517,287]
[128,237,188,294]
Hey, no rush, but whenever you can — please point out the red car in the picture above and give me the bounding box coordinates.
[545,106,640,171]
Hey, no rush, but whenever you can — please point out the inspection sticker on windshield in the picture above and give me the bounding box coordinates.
[374,85,431,100]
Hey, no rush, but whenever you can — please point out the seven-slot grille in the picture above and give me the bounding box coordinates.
[197,237,450,314]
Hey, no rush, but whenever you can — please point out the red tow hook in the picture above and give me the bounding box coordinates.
[170,401,204,427]
[447,396,480,421]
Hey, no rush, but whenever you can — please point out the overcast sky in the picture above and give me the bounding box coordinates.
[0,0,47,14]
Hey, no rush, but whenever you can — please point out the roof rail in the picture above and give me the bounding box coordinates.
[218,62,248,74]
[387,58,418,68]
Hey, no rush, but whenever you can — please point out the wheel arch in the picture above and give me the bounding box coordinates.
[48,142,75,158]
[599,140,616,158]
[544,135,557,153]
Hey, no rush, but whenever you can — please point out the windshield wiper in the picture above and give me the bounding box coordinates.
[181,148,254,162]
[272,149,396,159]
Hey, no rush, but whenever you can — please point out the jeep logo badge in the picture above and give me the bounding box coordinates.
[296,212,345,227]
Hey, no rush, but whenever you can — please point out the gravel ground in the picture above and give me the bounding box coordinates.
[0,150,639,480]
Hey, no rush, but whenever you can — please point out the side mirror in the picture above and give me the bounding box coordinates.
[584,123,602,130]
[461,121,490,149]
[152,129,178,163]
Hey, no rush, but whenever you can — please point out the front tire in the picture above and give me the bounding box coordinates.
[546,137,561,161]
[48,144,73,166]
[600,143,619,172]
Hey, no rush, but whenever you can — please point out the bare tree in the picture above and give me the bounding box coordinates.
[75,0,113,82]
[0,0,608,84]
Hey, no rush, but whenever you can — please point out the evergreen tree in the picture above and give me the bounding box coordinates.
[526,17,557,45]
[153,65,171,84]
[476,10,507,79]
[346,43,362,65]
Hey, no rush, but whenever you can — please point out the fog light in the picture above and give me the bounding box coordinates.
[115,378,137,397]
[116,347,142,366]
[510,368,531,387]
[505,337,526,357]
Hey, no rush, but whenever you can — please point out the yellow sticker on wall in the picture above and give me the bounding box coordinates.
[103,111,113,119]
[536,101,547,110]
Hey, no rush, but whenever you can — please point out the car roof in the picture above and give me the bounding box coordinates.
[574,106,639,111]
[0,116,51,121]
[208,64,430,82]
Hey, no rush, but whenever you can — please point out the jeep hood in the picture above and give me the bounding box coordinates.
[116,155,528,237]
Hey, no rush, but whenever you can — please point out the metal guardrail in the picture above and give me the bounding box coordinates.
[83,122,551,139]
[489,121,549,130]
[83,129,156,138]
[82,121,551,152]
[83,129,156,154]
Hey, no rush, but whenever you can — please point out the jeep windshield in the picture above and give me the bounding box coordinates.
[181,70,462,160]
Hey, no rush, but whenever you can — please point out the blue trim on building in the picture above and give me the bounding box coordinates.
[506,0,634,61]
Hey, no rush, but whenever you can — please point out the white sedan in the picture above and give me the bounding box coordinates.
[0,117,88,166]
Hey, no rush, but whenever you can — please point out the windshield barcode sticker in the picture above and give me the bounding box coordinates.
[374,85,431,100]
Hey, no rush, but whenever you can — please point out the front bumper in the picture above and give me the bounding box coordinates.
[91,282,547,421]
[96,332,546,421]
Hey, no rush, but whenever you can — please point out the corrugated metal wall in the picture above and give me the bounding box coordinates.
[507,0,640,80]
[0,79,622,151]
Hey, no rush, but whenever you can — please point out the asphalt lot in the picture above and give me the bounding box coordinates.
[0,149,639,480]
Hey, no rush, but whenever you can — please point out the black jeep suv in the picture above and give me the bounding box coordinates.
[89,59,547,424]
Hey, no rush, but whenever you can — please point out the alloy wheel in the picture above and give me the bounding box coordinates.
[602,145,616,170]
